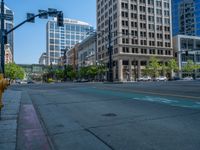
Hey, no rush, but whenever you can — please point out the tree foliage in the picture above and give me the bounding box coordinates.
[78,65,107,80]
[166,58,178,79]
[148,57,161,77]
[5,63,25,80]
[182,60,197,76]
[144,58,179,78]
[167,59,178,72]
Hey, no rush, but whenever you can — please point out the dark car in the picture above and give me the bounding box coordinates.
[27,80,34,84]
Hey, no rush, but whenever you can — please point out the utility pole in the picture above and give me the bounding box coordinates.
[64,49,67,81]
[1,0,5,74]
[108,17,113,82]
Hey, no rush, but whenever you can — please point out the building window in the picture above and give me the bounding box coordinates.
[156,1,162,7]
[132,48,138,53]
[123,60,129,65]
[122,47,129,53]
[149,49,155,54]
[141,48,147,54]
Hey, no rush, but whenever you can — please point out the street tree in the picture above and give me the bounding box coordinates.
[54,69,64,80]
[143,65,152,76]
[87,65,98,80]
[78,67,88,79]
[182,60,196,76]
[167,59,178,79]
[148,57,161,78]
[97,64,107,75]
[161,63,167,76]
[5,63,25,80]
[68,70,77,80]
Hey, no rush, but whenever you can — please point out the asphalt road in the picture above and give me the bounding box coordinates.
[11,81,200,150]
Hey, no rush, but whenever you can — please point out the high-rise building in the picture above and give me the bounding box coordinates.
[96,0,173,81]
[0,5,14,61]
[39,52,47,65]
[172,0,200,36]
[46,18,93,65]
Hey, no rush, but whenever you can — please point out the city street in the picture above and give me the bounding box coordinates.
[10,81,200,150]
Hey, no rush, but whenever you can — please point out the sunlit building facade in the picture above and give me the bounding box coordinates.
[39,52,47,65]
[5,44,12,64]
[46,18,93,65]
[173,35,200,78]
[97,0,173,81]
[0,5,14,61]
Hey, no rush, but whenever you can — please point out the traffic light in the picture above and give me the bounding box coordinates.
[48,8,58,17]
[38,10,48,19]
[57,11,64,27]
[27,13,35,23]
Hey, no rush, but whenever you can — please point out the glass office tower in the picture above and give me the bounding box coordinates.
[46,18,93,65]
[172,0,200,36]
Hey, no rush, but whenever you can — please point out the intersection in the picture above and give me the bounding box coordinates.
[5,81,200,150]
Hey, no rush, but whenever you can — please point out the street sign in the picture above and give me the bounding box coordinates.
[38,10,48,19]
[27,13,35,23]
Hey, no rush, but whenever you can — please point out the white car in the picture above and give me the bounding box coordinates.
[183,76,193,81]
[138,76,151,81]
[155,76,167,81]
[20,80,27,84]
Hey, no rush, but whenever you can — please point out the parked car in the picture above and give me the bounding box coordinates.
[81,79,89,82]
[183,76,193,81]
[27,80,34,84]
[20,80,27,84]
[138,76,151,81]
[155,76,167,81]
[15,80,21,84]
[195,77,200,81]
[172,76,181,80]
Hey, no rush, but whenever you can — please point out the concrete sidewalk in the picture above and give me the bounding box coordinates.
[0,90,21,150]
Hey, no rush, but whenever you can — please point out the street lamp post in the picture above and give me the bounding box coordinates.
[64,50,67,81]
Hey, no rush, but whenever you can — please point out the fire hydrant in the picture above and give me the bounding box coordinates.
[0,74,9,112]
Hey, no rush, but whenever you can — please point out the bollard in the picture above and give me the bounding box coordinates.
[0,74,9,120]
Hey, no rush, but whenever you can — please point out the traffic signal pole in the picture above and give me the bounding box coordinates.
[0,1,63,75]
[1,0,5,74]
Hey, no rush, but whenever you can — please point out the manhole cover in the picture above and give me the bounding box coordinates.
[102,113,117,117]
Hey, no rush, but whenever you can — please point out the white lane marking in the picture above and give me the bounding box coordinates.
[132,96,178,104]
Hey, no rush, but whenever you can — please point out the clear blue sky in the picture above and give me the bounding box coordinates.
[5,0,96,64]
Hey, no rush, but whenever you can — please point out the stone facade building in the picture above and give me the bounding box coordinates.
[96,0,173,81]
